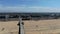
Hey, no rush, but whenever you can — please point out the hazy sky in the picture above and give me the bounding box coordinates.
[0,0,60,13]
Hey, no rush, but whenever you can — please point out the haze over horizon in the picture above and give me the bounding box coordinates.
[0,0,60,13]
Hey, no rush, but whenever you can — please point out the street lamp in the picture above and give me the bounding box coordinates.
[17,16,24,34]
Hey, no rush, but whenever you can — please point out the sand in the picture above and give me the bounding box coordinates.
[0,19,60,34]
[0,21,19,34]
[24,19,60,34]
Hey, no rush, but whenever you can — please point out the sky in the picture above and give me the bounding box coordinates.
[0,0,60,13]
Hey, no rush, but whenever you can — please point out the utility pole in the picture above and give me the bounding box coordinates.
[17,16,24,34]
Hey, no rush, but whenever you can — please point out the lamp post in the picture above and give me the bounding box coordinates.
[5,15,9,21]
[17,16,24,34]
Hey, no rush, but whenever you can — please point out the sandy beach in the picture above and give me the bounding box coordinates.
[0,19,60,34]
